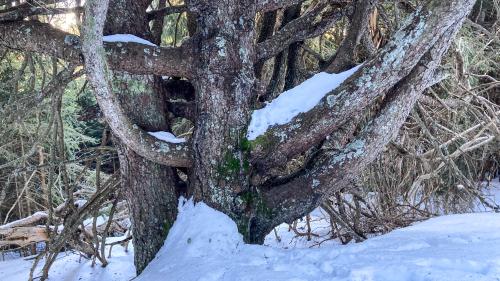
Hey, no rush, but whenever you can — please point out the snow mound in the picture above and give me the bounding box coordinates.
[148,131,186,143]
[137,200,500,281]
[247,65,362,140]
[103,34,157,47]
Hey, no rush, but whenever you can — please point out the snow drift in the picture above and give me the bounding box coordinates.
[136,198,500,281]
[2,195,499,281]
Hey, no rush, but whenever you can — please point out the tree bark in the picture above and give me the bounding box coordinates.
[187,0,263,242]
[101,0,181,274]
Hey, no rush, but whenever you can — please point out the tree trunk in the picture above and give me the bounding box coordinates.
[103,1,179,274]
[187,1,263,242]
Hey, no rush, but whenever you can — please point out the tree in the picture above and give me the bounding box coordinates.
[0,0,476,274]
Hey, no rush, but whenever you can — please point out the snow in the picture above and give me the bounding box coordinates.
[147,131,186,143]
[264,208,337,249]
[247,65,362,140]
[103,34,157,47]
[0,236,135,281]
[475,179,500,212]
[2,193,499,281]
[135,198,500,281]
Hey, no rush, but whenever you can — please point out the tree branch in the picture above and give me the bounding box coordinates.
[251,0,475,173]
[257,0,350,13]
[260,19,466,232]
[324,0,377,73]
[257,0,304,12]
[0,21,195,78]
[0,6,83,22]
[0,0,66,11]
[256,1,348,61]
[81,0,192,167]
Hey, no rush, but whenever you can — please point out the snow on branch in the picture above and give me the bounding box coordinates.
[0,212,48,230]
[103,34,157,47]
[250,0,476,172]
[247,65,361,140]
[0,21,195,78]
[81,0,192,167]
[148,131,186,144]
[261,19,470,230]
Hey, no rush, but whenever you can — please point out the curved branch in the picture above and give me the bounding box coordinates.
[250,0,475,173]
[81,0,192,167]
[0,21,195,78]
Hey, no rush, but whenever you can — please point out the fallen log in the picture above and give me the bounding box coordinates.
[0,226,48,248]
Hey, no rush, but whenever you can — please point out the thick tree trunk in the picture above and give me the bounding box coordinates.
[117,145,178,273]
[103,1,179,274]
[187,1,261,242]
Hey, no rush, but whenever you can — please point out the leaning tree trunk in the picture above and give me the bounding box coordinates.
[103,0,179,274]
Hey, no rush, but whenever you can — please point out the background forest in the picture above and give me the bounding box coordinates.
[0,0,498,276]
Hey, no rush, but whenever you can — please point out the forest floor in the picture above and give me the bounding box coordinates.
[1,180,499,281]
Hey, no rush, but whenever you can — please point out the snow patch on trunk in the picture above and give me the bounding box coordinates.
[147,131,186,143]
[247,65,362,140]
[103,34,157,47]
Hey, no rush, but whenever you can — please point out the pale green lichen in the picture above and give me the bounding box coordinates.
[312,179,320,189]
[326,95,337,107]
[331,139,366,165]
[215,36,227,57]
[64,34,80,46]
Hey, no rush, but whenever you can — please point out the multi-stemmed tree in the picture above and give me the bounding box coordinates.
[0,0,476,273]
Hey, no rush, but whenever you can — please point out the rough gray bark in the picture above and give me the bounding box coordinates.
[250,0,475,175]
[187,0,257,234]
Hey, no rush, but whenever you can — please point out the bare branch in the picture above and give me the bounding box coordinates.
[256,1,348,61]
[81,0,192,167]
[324,0,377,73]
[257,0,350,13]
[0,0,66,12]
[257,0,304,12]
[0,21,195,77]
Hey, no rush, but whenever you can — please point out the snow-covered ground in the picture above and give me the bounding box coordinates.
[0,236,136,281]
[2,182,499,281]
[135,199,500,281]
[475,179,500,212]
